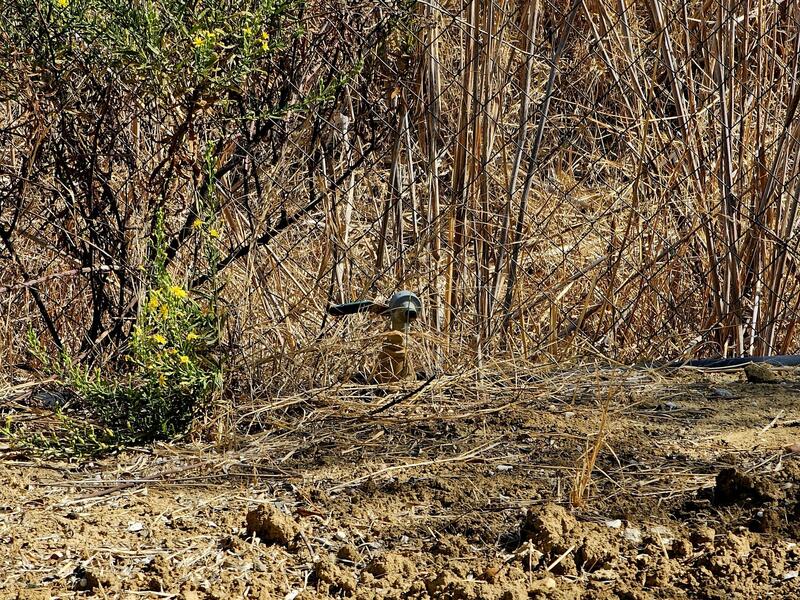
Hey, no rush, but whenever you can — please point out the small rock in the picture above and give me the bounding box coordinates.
[334,530,348,542]
[605,519,622,529]
[623,527,643,544]
[535,576,557,589]
[253,559,268,573]
[650,525,674,545]
[127,522,144,533]
[744,363,779,384]
[710,387,735,398]
[589,568,618,580]
[783,570,799,580]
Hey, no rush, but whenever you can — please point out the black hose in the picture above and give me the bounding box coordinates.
[327,300,377,316]
[664,355,800,369]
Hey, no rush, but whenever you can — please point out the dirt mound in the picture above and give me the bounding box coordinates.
[714,467,783,505]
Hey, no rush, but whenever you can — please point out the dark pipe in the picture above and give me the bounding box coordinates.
[665,355,800,369]
[327,300,378,317]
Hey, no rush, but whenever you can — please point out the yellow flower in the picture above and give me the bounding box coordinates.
[243,27,252,36]
[179,354,190,365]
[151,334,167,345]
[187,332,199,341]
[147,296,159,311]
[158,373,166,387]
[56,0,69,7]
[193,33,206,47]
[209,228,220,239]
[160,304,169,318]
[169,285,188,299]
[192,218,204,229]
[261,32,270,51]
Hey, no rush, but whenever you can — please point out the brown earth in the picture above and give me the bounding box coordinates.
[3,366,800,599]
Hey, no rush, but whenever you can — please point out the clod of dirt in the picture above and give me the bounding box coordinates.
[425,571,529,600]
[690,525,716,546]
[429,534,471,556]
[521,503,618,572]
[521,502,576,553]
[314,558,356,594]
[714,468,782,505]
[145,555,175,592]
[180,588,201,600]
[669,537,693,558]
[576,529,618,571]
[750,508,782,533]
[744,363,779,384]
[337,543,362,564]
[72,566,118,593]
[720,532,751,559]
[364,553,417,584]
[245,503,300,547]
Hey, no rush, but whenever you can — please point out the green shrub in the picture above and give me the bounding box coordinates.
[71,211,223,442]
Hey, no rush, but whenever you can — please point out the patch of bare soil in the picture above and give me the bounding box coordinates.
[3,366,800,598]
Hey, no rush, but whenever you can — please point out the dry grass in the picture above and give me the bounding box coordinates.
[569,377,613,508]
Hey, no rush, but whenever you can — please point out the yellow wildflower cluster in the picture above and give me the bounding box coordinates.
[56,0,69,7]
[151,333,167,345]
[261,32,270,51]
[193,29,222,49]
[192,216,221,240]
[169,285,188,299]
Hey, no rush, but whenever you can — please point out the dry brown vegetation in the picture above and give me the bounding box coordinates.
[3,0,800,396]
